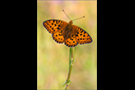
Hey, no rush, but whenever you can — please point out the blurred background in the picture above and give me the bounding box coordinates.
[37,0,97,89]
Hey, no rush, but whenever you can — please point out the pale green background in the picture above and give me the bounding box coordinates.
[37,0,97,89]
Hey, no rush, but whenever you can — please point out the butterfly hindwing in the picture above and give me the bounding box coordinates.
[64,33,78,47]
[65,38,78,47]
[73,25,92,44]
[43,19,68,34]
[52,32,64,43]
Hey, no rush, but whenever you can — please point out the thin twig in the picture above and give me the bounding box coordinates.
[65,47,74,90]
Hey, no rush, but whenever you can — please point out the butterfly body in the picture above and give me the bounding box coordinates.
[43,19,92,47]
[64,20,73,40]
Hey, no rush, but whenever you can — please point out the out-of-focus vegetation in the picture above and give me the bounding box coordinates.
[37,0,97,89]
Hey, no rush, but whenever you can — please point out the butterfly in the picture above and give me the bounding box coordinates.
[43,19,92,47]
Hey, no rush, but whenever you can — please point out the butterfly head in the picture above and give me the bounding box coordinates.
[69,20,73,25]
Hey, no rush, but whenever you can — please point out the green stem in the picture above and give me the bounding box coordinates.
[65,47,74,90]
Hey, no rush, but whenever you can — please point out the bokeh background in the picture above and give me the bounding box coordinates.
[37,0,97,89]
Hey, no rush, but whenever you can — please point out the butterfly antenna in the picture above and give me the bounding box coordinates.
[72,16,85,21]
[62,9,71,20]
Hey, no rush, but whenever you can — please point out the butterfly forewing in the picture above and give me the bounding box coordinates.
[43,20,68,43]
[43,19,68,34]
[73,25,92,44]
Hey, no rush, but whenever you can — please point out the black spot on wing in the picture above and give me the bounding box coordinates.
[76,34,78,36]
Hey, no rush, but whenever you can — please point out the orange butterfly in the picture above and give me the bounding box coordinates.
[43,19,92,47]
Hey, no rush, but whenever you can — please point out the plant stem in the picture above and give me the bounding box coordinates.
[65,47,74,90]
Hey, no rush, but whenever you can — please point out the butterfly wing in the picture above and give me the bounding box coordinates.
[43,19,68,43]
[52,32,65,43]
[43,19,68,34]
[64,32,78,47]
[64,25,92,47]
[73,25,92,44]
